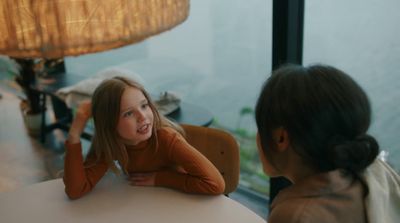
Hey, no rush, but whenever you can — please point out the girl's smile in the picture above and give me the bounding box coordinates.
[137,123,151,135]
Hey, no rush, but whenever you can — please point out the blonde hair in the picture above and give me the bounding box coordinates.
[88,76,184,174]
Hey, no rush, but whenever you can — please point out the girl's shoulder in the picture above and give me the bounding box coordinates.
[156,126,184,141]
[155,127,187,154]
[157,126,178,134]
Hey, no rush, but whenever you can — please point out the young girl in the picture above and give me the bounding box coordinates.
[255,64,388,222]
[63,76,225,199]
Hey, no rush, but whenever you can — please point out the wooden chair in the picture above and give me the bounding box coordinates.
[181,124,240,195]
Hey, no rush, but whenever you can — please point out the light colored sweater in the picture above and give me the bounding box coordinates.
[269,169,366,223]
[362,159,400,223]
[268,159,400,223]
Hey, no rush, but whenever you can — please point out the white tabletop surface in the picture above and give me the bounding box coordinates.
[0,176,266,223]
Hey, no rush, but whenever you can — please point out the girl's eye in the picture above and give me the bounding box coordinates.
[123,111,134,118]
[141,103,149,109]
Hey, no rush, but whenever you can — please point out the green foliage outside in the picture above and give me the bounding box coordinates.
[211,106,269,195]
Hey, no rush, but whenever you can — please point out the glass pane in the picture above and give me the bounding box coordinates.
[304,0,400,171]
[65,0,272,194]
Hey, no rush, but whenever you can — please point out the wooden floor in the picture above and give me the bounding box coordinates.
[0,89,65,192]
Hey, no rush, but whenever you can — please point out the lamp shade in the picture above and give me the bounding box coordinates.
[0,0,189,59]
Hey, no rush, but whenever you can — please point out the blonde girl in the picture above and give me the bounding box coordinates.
[63,76,224,199]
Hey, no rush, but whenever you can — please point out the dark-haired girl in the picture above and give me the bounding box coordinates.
[255,64,399,222]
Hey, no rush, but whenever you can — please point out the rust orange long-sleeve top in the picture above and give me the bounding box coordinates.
[63,127,225,199]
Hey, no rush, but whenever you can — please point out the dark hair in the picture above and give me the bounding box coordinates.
[255,64,379,173]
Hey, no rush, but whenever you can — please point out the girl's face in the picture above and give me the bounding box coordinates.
[117,86,154,145]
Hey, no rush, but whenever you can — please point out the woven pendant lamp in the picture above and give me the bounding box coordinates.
[0,0,189,59]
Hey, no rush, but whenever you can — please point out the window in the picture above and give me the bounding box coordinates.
[65,0,272,195]
[304,0,400,171]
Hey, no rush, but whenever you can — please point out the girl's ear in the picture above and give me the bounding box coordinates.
[272,127,290,152]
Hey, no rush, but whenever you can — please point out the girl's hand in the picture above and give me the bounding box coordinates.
[67,100,92,144]
[75,100,92,122]
[128,172,156,186]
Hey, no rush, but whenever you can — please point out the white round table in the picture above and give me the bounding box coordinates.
[0,176,266,223]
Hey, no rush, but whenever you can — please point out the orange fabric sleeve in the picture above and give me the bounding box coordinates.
[63,141,108,199]
[154,131,225,194]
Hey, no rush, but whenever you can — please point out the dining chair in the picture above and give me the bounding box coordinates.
[181,124,240,195]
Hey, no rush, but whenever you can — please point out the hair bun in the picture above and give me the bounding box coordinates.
[328,134,379,172]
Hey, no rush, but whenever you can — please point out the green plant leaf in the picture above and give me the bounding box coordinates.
[239,106,254,116]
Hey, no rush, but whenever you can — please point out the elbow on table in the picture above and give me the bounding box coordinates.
[204,177,225,195]
[64,183,91,200]
[65,187,85,200]
[211,184,225,195]
[216,177,226,194]
[63,177,93,200]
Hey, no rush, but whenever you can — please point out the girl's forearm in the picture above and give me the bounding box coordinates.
[67,116,88,144]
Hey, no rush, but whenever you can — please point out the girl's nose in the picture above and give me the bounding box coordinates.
[136,111,145,122]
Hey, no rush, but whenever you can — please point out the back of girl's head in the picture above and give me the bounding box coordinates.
[255,64,379,173]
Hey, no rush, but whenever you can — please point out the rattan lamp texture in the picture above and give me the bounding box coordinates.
[0,0,190,59]
[0,0,189,136]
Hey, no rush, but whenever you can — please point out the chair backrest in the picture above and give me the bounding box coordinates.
[181,124,240,195]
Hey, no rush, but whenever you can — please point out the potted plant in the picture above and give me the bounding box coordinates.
[13,59,43,136]
[0,56,47,136]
